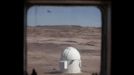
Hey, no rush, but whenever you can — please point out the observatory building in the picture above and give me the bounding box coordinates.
[59,47,81,73]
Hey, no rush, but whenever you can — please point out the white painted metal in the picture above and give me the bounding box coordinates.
[59,47,81,73]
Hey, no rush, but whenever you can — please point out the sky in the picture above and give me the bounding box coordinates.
[27,6,102,27]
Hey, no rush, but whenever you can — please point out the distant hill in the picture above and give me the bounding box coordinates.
[28,25,101,28]
[27,25,101,39]
[33,25,82,28]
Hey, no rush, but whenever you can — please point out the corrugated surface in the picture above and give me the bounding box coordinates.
[61,47,80,60]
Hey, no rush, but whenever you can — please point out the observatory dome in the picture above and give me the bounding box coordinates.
[61,47,80,60]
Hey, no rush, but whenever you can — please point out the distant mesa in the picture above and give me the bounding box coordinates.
[34,25,82,28]
[28,25,101,28]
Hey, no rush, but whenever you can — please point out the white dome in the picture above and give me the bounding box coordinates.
[61,47,81,60]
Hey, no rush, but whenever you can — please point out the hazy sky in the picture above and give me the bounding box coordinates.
[27,6,101,27]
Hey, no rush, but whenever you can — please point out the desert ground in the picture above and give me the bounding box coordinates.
[26,25,101,75]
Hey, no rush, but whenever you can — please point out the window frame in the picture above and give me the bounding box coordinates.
[24,0,111,75]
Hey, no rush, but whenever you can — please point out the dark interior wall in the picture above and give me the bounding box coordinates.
[26,0,111,5]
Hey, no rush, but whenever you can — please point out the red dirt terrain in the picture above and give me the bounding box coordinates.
[27,25,101,75]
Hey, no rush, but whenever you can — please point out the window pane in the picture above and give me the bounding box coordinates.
[27,6,101,75]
